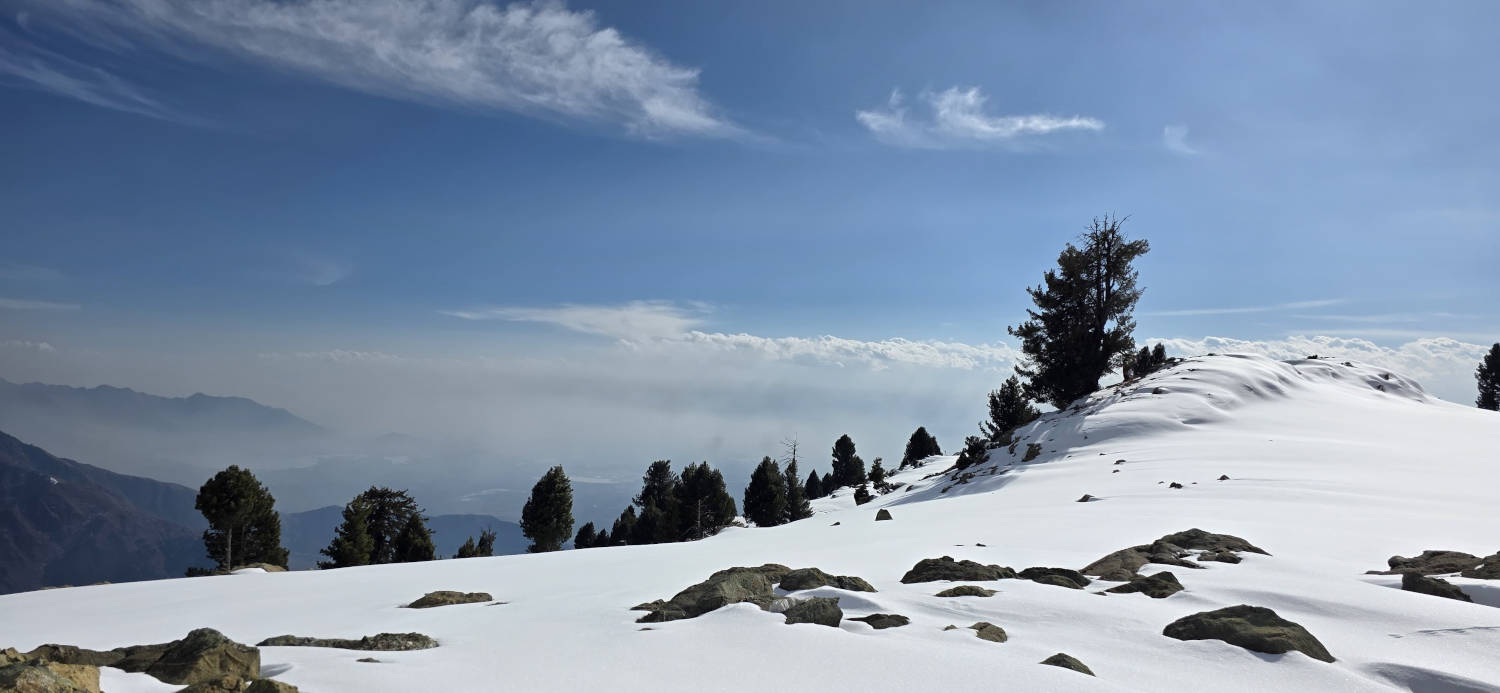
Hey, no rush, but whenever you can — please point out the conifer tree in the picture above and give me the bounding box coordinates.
[633,460,681,543]
[783,458,813,522]
[632,499,666,545]
[1009,215,1150,408]
[574,522,597,549]
[1476,343,1500,411]
[195,465,288,570]
[318,486,425,568]
[393,514,436,562]
[1152,342,1168,368]
[318,501,374,569]
[830,435,866,488]
[804,470,822,500]
[982,375,1040,443]
[821,471,833,494]
[1131,346,1152,379]
[610,506,637,545]
[953,435,992,471]
[455,536,478,559]
[593,527,610,547]
[742,456,788,527]
[900,427,942,469]
[676,462,738,539]
[853,483,872,505]
[520,465,574,553]
[868,458,887,489]
[475,528,496,556]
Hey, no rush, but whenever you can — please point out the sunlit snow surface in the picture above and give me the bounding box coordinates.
[3,354,1498,692]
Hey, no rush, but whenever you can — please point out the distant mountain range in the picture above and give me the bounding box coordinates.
[0,428,524,594]
[0,378,323,436]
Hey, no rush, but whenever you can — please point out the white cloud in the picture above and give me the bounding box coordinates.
[0,37,181,121]
[0,297,80,311]
[1147,298,1346,317]
[1162,124,1199,155]
[856,86,1103,149]
[665,332,1016,372]
[0,339,56,352]
[441,300,710,341]
[16,0,741,138]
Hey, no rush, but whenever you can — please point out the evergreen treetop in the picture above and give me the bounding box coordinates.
[1478,342,1500,411]
[521,465,574,553]
[195,465,288,570]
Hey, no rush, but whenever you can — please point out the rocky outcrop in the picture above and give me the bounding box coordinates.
[635,565,791,622]
[244,679,300,692]
[1400,573,1473,603]
[1163,605,1334,663]
[28,629,258,688]
[782,597,842,627]
[900,557,1015,583]
[875,509,893,521]
[1461,552,1500,579]
[405,591,494,609]
[1104,571,1183,598]
[1082,529,1265,580]
[778,568,876,593]
[850,614,908,629]
[934,585,996,598]
[944,622,1008,643]
[0,659,100,693]
[1018,567,1090,589]
[1379,550,1482,576]
[256,633,438,651]
[1040,653,1094,676]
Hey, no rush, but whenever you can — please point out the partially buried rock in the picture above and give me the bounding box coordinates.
[356,658,380,664]
[257,633,437,651]
[636,564,790,622]
[1400,573,1473,603]
[1040,653,1094,676]
[405,591,493,609]
[1217,475,1230,481]
[969,622,1008,643]
[875,509,893,521]
[1157,529,1269,556]
[245,680,300,693]
[0,660,100,693]
[1461,552,1500,579]
[126,628,259,687]
[1383,550,1482,576]
[1162,605,1334,663]
[782,597,842,627]
[1018,567,1090,589]
[1168,482,1184,489]
[851,614,908,629]
[901,556,1015,584]
[1104,571,1183,598]
[935,585,996,598]
[1084,529,1265,581]
[180,674,249,693]
[779,567,876,593]
[1198,552,1241,564]
[1077,494,1095,502]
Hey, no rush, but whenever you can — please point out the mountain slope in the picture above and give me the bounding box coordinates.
[0,378,321,436]
[1,355,1497,692]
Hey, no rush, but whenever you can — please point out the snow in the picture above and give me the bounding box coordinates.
[3,354,1498,692]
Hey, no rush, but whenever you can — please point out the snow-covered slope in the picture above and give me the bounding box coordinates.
[2,354,1498,692]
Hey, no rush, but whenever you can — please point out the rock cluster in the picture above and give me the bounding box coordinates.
[257,633,438,651]
[779,568,876,593]
[633,564,876,628]
[1082,529,1267,581]
[944,622,1007,643]
[934,585,996,598]
[1104,571,1183,599]
[1400,573,1473,603]
[1018,567,1090,589]
[11,628,292,691]
[900,556,1015,583]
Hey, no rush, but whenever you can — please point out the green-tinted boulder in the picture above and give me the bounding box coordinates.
[245,679,300,693]
[1385,550,1482,575]
[1400,573,1473,602]
[970,622,1008,643]
[405,591,493,608]
[1157,529,1268,556]
[637,564,790,622]
[851,614,909,629]
[1163,605,1334,663]
[934,585,996,598]
[1018,567,1090,589]
[782,597,842,627]
[137,629,259,686]
[1081,548,1148,581]
[900,556,1015,583]
[779,568,876,593]
[20,646,121,669]
[1105,571,1184,598]
[1040,653,1094,676]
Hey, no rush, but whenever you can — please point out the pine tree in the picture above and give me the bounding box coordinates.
[804,470,822,500]
[195,465,288,570]
[676,462,738,540]
[1131,346,1152,379]
[593,527,610,546]
[475,528,496,556]
[454,536,478,559]
[574,522,597,549]
[900,427,941,469]
[981,375,1040,443]
[830,434,857,488]
[317,487,425,568]
[868,458,887,490]
[318,501,373,569]
[633,460,681,543]
[1477,343,1500,411]
[520,465,574,553]
[393,514,436,562]
[821,471,833,494]
[1151,343,1167,368]
[853,483,872,505]
[742,456,788,527]
[632,498,666,545]
[1009,215,1150,408]
[610,506,637,545]
[783,458,812,522]
[954,435,992,471]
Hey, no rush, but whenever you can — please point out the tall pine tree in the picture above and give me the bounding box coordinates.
[900,427,942,469]
[830,435,867,489]
[1009,215,1150,408]
[1477,343,1500,411]
[633,460,681,543]
[196,465,288,570]
[783,458,812,522]
[804,470,823,500]
[318,487,424,568]
[574,522,597,549]
[676,462,738,540]
[982,375,1040,443]
[610,506,637,546]
[521,465,574,553]
[742,456,788,527]
[392,514,436,562]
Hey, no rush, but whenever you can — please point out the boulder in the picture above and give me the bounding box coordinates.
[1198,552,1241,564]
[875,509,893,521]
[900,556,1015,584]
[128,629,259,687]
[1018,567,1090,589]
[1104,571,1183,598]
[245,679,300,693]
[778,568,876,593]
[20,647,120,669]
[1081,548,1149,581]
[1076,494,1095,502]
[1162,605,1334,663]
[934,585,996,598]
[1400,573,1473,603]
[1040,653,1094,676]
[850,614,908,629]
[1460,552,1500,579]
[356,658,380,663]
[1217,475,1230,481]
[782,597,842,627]
[969,622,1008,643]
[1084,529,1262,580]
[180,674,248,693]
[0,660,100,693]
[1168,482,1183,489]
[405,591,494,609]
[256,633,438,651]
[1157,529,1269,556]
[1384,550,1482,576]
[636,564,790,622]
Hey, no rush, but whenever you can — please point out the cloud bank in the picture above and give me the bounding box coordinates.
[857,87,1103,149]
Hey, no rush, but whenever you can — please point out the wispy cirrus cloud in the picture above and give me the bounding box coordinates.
[0,339,56,352]
[856,87,1103,149]
[1162,124,1199,156]
[10,0,742,138]
[442,300,710,341]
[0,31,182,122]
[1147,298,1346,317]
[0,297,80,311]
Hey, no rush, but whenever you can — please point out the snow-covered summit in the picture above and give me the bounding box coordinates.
[2,354,1498,692]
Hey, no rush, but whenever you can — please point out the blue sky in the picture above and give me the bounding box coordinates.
[1,0,1497,477]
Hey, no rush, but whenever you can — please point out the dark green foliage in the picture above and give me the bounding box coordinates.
[454,536,478,559]
[821,471,833,493]
[318,487,427,568]
[1477,343,1500,411]
[675,461,738,539]
[1009,215,1150,408]
[454,528,497,559]
[521,465,574,553]
[195,465,288,570]
[982,375,1040,443]
[900,427,942,469]
[1152,343,1167,366]
[633,460,681,543]
[610,506,637,545]
[804,470,823,500]
[743,456,789,527]
[574,522,597,549]
[1130,343,1170,379]
[593,527,610,547]
[783,459,813,522]
[853,483,872,505]
[954,435,991,470]
[830,435,867,489]
[393,514,436,562]
[631,499,667,545]
[868,458,887,489]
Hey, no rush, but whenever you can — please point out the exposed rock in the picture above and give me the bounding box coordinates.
[935,585,996,598]
[1157,529,1269,556]
[102,629,259,687]
[1040,653,1094,676]
[874,509,893,521]
[405,591,493,609]
[1163,605,1334,663]
[969,622,1008,643]
[1114,460,1125,465]
[782,597,842,627]
[1168,482,1184,489]
[900,556,1015,584]
[1077,494,1095,502]
[180,674,248,693]
[636,564,791,622]
[1084,529,1264,580]
[225,563,287,574]
[850,614,908,629]
[1198,552,1241,564]
[356,658,380,663]
[1460,552,1500,579]
[629,600,667,612]
[245,679,299,693]
[1401,573,1473,603]
[1383,550,1482,576]
[0,660,100,693]
[778,567,876,593]
[1217,475,1230,481]
[1018,567,1090,589]
[1082,548,1148,581]
[256,633,438,651]
[20,646,120,669]
[1104,571,1183,598]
